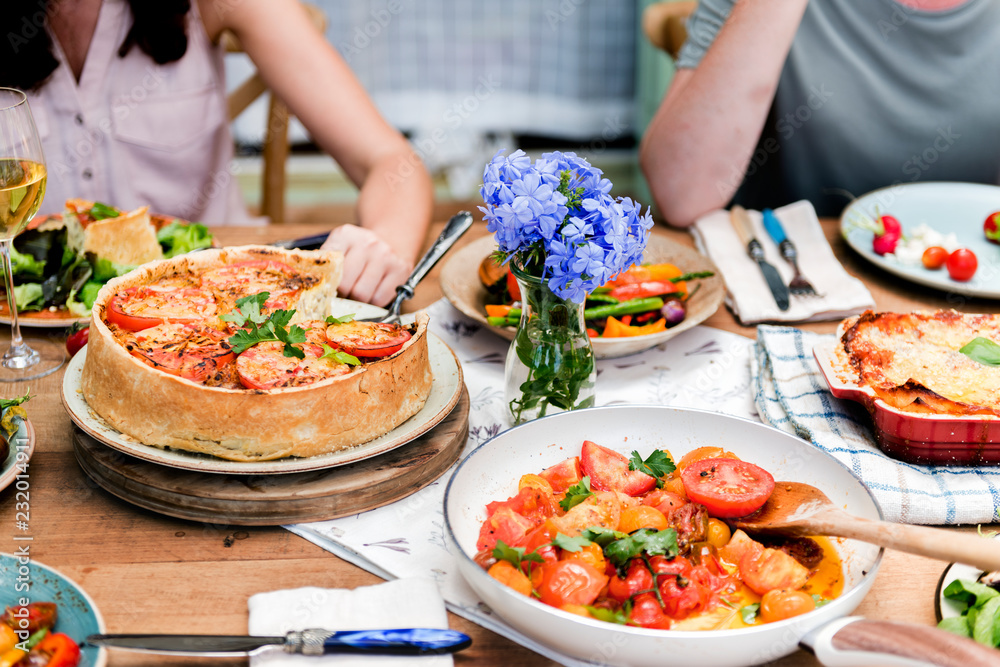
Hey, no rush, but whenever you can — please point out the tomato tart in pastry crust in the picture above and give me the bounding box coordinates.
[80,245,433,462]
[836,310,1000,417]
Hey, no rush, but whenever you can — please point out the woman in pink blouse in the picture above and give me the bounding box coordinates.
[2,0,433,306]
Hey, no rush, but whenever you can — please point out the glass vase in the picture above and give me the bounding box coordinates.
[504,261,596,425]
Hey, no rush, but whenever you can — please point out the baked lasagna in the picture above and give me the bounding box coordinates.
[838,310,1000,416]
[80,245,433,462]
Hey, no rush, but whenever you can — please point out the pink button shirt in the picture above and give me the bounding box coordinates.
[27,0,257,225]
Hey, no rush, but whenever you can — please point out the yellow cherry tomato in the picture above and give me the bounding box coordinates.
[677,446,740,472]
[618,506,669,534]
[706,518,732,549]
[518,473,554,495]
[487,560,533,597]
[562,543,607,574]
[759,589,816,624]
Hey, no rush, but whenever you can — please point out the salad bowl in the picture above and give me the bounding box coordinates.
[444,405,884,667]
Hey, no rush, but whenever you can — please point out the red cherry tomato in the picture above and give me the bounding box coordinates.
[506,268,522,302]
[921,246,948,270]
[627,592,673,629]
[66,326,89,357]
[607,560,654,603]
[680,458,775,518]
[984,212,1000,245]
[946,248,978,282]
[579,440,657,496]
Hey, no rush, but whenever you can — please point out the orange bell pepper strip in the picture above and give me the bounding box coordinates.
[607,263,683,285]
[602,316,668,338]
[485,304,513,318]
[32,632,81,667]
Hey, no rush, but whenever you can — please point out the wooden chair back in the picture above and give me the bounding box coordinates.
[221,3,327,223]
[642,1,697,60]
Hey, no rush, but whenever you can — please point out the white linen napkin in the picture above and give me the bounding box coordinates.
[753,325,1000,525]
[247,578,452,667]
[691,200,874,325]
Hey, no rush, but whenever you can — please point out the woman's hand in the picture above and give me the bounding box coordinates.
[322,224,412,306]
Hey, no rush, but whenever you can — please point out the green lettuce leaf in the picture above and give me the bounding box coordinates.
[8,244,45,279]
[11,283,43,311]
[90,256,137,282]
[66,281,104,317]
[157,221,213,258]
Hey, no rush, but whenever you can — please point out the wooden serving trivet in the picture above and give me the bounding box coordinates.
[72,388,469,526]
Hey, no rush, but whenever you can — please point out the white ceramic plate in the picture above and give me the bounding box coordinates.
[0,554,107,667]
[444,405,884,667]
[440,235,725,359]
[61,326,463,475]
[0,409,33,493]
[840,182,1000,299]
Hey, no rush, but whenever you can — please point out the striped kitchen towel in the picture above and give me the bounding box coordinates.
[752,325,1000,526]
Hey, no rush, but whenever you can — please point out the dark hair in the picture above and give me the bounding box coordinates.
[0,0,191,91]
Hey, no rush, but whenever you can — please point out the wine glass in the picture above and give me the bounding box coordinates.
[0,88,65,381]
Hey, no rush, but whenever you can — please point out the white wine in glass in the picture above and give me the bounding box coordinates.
[0,88,65,381]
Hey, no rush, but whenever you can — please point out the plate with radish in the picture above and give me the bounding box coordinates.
[840,182,1000,299]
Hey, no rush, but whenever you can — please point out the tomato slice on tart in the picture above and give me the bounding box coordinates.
[107,285,218,331]
[126,323,236,382]
[325,321,412,358]
[236,341,352,390]
[680,458,775,518]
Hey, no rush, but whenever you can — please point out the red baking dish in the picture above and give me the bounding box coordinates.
[813,339,1000,466]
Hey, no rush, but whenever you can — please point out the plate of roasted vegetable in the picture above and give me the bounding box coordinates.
[440,235,725,359]
[0,393,32,496]
[444,405,884,667]
[1,199,214,327]
[0,555,106,666]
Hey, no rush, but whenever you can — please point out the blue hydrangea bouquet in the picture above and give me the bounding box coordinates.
[479,150,653,423]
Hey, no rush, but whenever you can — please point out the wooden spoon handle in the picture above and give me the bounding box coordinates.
[806,617,1000,667]
[819,512,1000,572]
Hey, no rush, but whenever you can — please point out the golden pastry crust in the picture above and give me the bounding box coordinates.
[838,310,1000,417]
[80,245,433,461]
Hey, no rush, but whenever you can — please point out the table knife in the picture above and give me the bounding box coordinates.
[87,628,472,657]
[729,205,790,311]
[271,232,329,250]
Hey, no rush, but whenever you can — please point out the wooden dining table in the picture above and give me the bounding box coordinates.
[3,216,999,667]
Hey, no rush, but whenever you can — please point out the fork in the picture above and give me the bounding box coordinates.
[761,208,820,297]
[359,211,473,323]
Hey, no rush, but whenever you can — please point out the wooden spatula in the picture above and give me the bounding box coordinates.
[733,482,1000,572]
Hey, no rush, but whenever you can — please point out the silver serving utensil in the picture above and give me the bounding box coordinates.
[87,628,472,657]
[360,210,473,323]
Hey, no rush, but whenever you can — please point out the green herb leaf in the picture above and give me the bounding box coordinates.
[221,292,270,327]
[628,450,675,489]
[492,540,545,574]
[87,202,120,220]
[943,579,999,609]
[559,476,593,512]
[740,603,760,625]
[589,527,679,573]
[585,606,628,624]
[960,337,1000,366]
[224,292,305,358]
[326,314,355,325]
[811,594,831,608]
[972,596,1000,647]
[552,533,592,553]
[321,344,360,366]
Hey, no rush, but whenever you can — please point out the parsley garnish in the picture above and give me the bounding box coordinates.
[628,450,676,489]
[552,533,592,553]
[582,526,678,574]
[492,540,545,575]
[224,292,307,359]
[740,603,760,624]
[326,314,355,325]
[559,476,594,511]
[320,343,360,366]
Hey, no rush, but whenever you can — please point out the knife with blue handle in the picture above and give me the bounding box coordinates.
[87,628,472,657]
[730,206,790,311]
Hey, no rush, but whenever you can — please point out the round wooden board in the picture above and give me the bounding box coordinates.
[72,387,469,526]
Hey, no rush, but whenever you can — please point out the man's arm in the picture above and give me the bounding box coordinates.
[201,0,433,304]
[639,0,808,227]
